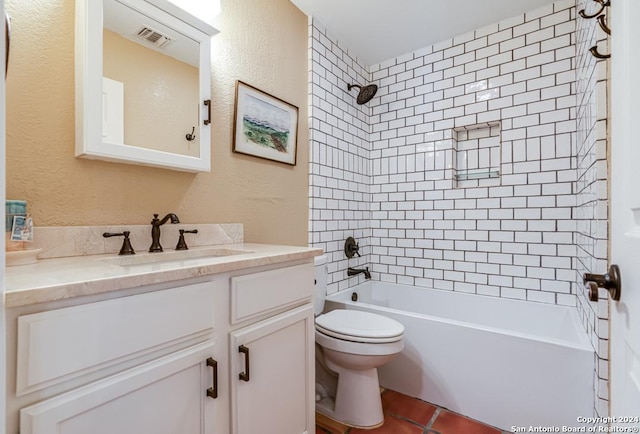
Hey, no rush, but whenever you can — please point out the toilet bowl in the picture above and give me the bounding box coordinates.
[314,256,404,429]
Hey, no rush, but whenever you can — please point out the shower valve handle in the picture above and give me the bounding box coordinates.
[344,237,361,258]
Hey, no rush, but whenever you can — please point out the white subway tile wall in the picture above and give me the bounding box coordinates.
[367,1,577,301]
[575,0,609,418]
[309,0,607,417]
[308,18,372,294]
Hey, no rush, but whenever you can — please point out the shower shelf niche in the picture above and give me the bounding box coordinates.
[452,122,501,188]
[453,170,500,181]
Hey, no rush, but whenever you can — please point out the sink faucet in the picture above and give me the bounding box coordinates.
[149,213,180,253]
[348,267,371,279]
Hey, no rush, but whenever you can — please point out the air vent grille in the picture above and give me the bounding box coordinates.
[136,26,172,49]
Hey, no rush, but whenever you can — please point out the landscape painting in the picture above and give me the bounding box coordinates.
[233,81,299,165]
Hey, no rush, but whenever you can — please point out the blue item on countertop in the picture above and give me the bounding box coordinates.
[6,200,27,232]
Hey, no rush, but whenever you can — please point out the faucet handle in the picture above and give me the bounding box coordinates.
[175,229,198,251]
[103,231,135,255]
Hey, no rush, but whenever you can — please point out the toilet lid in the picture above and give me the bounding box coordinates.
[315,310,404,343]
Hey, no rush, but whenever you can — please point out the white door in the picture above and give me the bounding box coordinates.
[1,0,7,430]
[610,0,640,423]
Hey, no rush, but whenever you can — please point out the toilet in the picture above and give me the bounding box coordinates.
[314,255,404,429]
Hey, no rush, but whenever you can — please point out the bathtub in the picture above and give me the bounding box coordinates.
[324,281,594,430]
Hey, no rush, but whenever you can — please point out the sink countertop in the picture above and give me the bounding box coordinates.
[5,243,324,308]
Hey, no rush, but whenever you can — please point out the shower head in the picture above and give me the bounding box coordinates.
[347,83,378,105]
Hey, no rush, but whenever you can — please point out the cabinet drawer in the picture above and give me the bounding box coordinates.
[230,264,313,324]
[20,341,216,434]
[16,281,216,396]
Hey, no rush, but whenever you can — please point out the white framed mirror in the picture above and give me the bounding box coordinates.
[75,0,218,172]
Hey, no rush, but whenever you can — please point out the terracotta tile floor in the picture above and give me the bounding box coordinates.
[316,389,510,434]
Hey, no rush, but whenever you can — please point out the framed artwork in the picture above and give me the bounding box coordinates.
[233,81,299,165]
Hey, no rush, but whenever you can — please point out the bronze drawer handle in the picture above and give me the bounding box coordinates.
[239,345,250,382]
[206,357,218,399]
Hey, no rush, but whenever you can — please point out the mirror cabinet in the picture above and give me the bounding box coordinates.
[75,0,218,172]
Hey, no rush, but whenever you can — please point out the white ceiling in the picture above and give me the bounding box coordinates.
[290,0,558,66]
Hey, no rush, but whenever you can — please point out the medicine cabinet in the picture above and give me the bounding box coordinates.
[75,0,218,172]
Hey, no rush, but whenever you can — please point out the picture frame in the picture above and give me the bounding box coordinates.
[233,80,299,165]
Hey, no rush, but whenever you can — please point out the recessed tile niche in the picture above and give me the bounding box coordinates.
[453,122,501,188]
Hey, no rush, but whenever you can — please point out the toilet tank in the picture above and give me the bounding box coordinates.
[314,255,328,315]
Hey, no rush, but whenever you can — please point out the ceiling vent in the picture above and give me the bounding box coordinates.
[136,26,172,49]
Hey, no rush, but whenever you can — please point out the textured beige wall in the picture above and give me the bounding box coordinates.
[103,29,200,156]
[5,0,309,246]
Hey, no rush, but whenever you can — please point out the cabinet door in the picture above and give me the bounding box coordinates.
[20,341,220,434]
[230,305,314,434]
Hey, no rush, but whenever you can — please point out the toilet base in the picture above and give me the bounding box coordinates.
[316,395,385,430]
[317,357,386,429]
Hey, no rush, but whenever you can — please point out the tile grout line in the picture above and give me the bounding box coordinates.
[383,411,431,430]
[424,407,442,431]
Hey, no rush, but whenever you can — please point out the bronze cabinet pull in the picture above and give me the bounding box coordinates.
[204,99,211,125]
[238,345,250,382]
[206,358,218,399]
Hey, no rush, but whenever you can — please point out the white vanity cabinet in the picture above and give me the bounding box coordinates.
[7,258,317,434]
[228,264,315,434]
[14,280,222,434]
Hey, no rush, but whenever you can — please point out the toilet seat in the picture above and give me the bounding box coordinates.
[315,310,404,344]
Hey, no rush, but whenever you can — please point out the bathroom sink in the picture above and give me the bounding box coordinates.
[102,247,252,267]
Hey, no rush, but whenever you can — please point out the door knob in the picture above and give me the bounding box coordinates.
[585,281,600,302]
[583,264,621,301]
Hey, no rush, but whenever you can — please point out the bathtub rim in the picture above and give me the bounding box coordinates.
[325,281,592,352]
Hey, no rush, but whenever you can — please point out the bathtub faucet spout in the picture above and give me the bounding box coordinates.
[348,267,371,279]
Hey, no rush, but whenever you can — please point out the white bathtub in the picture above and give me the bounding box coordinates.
[324,281,594,430]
